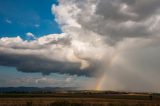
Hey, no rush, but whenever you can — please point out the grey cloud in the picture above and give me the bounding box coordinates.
[96,0,160,21]
[128,0,160,21]
[0,53,79,75]
[97,36,160,92]
[1,0,160,92]
[0,35,101,76]
[70,0,160,44]
[96,0,133,22]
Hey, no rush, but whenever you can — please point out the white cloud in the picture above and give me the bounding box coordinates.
[5,19,12,24]
[34,24,40,28]
[26,32,36,39]
[51,0,160,92]
[65,77,73,83]
[0,33,104,76]
[1,0,160,92]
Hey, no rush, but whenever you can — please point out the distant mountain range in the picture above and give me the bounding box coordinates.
[0,87,77,93]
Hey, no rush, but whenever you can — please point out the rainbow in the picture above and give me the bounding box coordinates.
[96,73,106,90]
[95,50,121,90]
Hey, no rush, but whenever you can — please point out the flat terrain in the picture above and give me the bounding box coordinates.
[0,92,160,106]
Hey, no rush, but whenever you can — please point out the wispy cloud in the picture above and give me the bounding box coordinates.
[34,24,40,28]
[5,19,12,24]
[26,32,36,39]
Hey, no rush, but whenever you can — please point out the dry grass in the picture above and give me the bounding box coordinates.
[0,93,160,106]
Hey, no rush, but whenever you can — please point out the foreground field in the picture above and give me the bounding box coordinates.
[0,92,160,106]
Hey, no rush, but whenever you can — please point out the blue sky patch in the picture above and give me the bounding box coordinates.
[0,0,61,39]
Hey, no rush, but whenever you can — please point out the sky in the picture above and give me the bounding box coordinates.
[0,0,160,92]
[0,0,61,38]
[0,0,94,89]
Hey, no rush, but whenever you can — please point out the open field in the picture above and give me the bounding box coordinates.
[0,92,160,106]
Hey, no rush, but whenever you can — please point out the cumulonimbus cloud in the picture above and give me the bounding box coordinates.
[1,0,160,92]
[0,33,104,76]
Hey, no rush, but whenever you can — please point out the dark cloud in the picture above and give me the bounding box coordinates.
[96,0,160,21]
[0,53,73,75]
[73,0,160,44]
[0,35,101,76]
[0,0,160,92]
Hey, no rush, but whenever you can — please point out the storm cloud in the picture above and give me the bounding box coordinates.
[0,34,103,76]
[1,0,160,92]
[59,0,160,44]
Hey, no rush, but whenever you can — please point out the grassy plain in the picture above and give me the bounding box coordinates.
[0,91,160,106]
